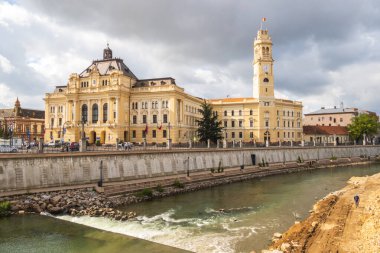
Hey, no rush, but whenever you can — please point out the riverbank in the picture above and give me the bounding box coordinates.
[0,159,378,220]
[267,171,380,252]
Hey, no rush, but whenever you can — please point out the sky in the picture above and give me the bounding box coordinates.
[0,0,380,114]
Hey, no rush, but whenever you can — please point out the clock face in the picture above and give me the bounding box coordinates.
[262,64,269,72]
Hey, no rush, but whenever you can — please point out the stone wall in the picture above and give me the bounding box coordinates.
[0,146,379,193]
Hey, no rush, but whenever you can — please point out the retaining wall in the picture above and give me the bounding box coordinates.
[0,146,379,193]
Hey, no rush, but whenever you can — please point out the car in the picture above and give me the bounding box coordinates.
[118,142,133,150]
[46,141,56,147]
[0,145,18,153]
[69,142,80,151]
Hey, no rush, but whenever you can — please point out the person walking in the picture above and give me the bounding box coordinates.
[354,194,360,208]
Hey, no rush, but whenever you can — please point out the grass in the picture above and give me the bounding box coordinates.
[0,201,11,217]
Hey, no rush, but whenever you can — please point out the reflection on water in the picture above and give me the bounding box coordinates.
[0,215,189,253]
[59,164,380,253]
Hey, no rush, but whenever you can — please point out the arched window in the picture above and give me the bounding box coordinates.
[81,104,88,123]
[92,104,98,123]
[224,110,227,116]
[103,103,108,123]
[266,47,269,55]
[263,78,269,82]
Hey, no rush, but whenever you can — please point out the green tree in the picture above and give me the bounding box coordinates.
[347,114,379,142]
[196,100,223,143]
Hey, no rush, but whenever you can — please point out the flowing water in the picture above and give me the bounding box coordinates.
[2,164,380,253]
[59,164,380,252]
[0,214,189,253]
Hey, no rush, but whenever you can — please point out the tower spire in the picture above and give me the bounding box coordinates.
[103,43,112,60]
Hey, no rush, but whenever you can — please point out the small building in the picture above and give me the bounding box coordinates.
[303,125,349,145]
[0,98,45,143]
[304,105,377,127]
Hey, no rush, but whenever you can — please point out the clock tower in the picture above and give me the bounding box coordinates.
[252,28,274,99]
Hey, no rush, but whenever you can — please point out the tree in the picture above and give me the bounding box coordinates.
[347,114,380,142]
[196,100,223,143]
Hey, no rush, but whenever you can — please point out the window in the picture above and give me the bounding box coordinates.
[135,102,138,109]
[143,115,147,124]
[152,130,156,138]
[283,121,286,127]
[58,118,62,126]
[239,132,243,138]
[333,118,336,123]
[283,132,286,138]
[263,78,269,82]
[92,104,98,123]
[231,121,235,127]
[132,130,136,138]
[103,103,108,123]
[239,110,242,116]
[239,120,243,127]
[133,115,137,124]
[224,121,227,127]
[142,130,146,138]
[163,114,168,123]
[250,120,253,127]
[142,102,145,109]
[340,118,343,122]
[265,120,269,127]
[153,115,157,123]
[231,110,234,116]
[232,132,235,138]
[224,111,227,116]
[50,118,54,128]
[163,130,167,138]
[329,117,332,121]
[264,102,270,106]
[81,104,88,123]
[250,109,253,115]
[250,132,253,138]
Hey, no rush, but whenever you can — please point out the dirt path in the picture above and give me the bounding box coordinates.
[267,172,380,253]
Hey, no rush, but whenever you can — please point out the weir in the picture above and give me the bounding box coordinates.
[0,146,379,195]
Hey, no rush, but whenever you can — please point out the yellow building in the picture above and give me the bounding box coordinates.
[44,45,202,145]
[209,28,302,143]
[44,27,302,145]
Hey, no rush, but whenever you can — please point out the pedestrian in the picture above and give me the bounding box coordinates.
[354,194,360,208]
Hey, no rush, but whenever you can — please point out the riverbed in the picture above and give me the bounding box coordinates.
[54,164,380,253]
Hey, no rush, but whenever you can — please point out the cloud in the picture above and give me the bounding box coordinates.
[1,0,380,115]
[0,54,15,73]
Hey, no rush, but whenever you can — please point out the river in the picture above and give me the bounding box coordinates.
[1,164,379,253]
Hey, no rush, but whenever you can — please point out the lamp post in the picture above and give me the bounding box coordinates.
[167,122,172,149]
[79,117,87,152]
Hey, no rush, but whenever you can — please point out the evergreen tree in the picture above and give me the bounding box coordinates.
[347,114,379,142]
[196,100,223,143]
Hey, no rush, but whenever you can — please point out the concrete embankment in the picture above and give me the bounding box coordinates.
[0,156,377,219]
[266,171,380,253]
[0,146,379,196]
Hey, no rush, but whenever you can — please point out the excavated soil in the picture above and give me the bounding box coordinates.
[268,172,380,253]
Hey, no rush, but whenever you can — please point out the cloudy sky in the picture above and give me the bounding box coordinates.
[1,0,380,114]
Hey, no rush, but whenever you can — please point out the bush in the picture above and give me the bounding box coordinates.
[138,188,153,198]
[210,168,215,173]
[297,156,303,163]
[95,140,101,146]
[154,184,164,193]
[173,179,184,188]
[0,201,11,217]
[330,156,337,160]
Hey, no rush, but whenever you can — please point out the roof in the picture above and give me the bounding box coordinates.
[0,108,44,119]
[303,125,348,135]
[208,97,257,103]
[79,58,137,79]
[133,77,176,87]
[305,107,358,115]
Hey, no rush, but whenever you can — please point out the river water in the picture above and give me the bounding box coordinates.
[1,164,380,253]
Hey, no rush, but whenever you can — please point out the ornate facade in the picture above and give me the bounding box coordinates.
[0,98,45,142]
[44,27,302,144]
